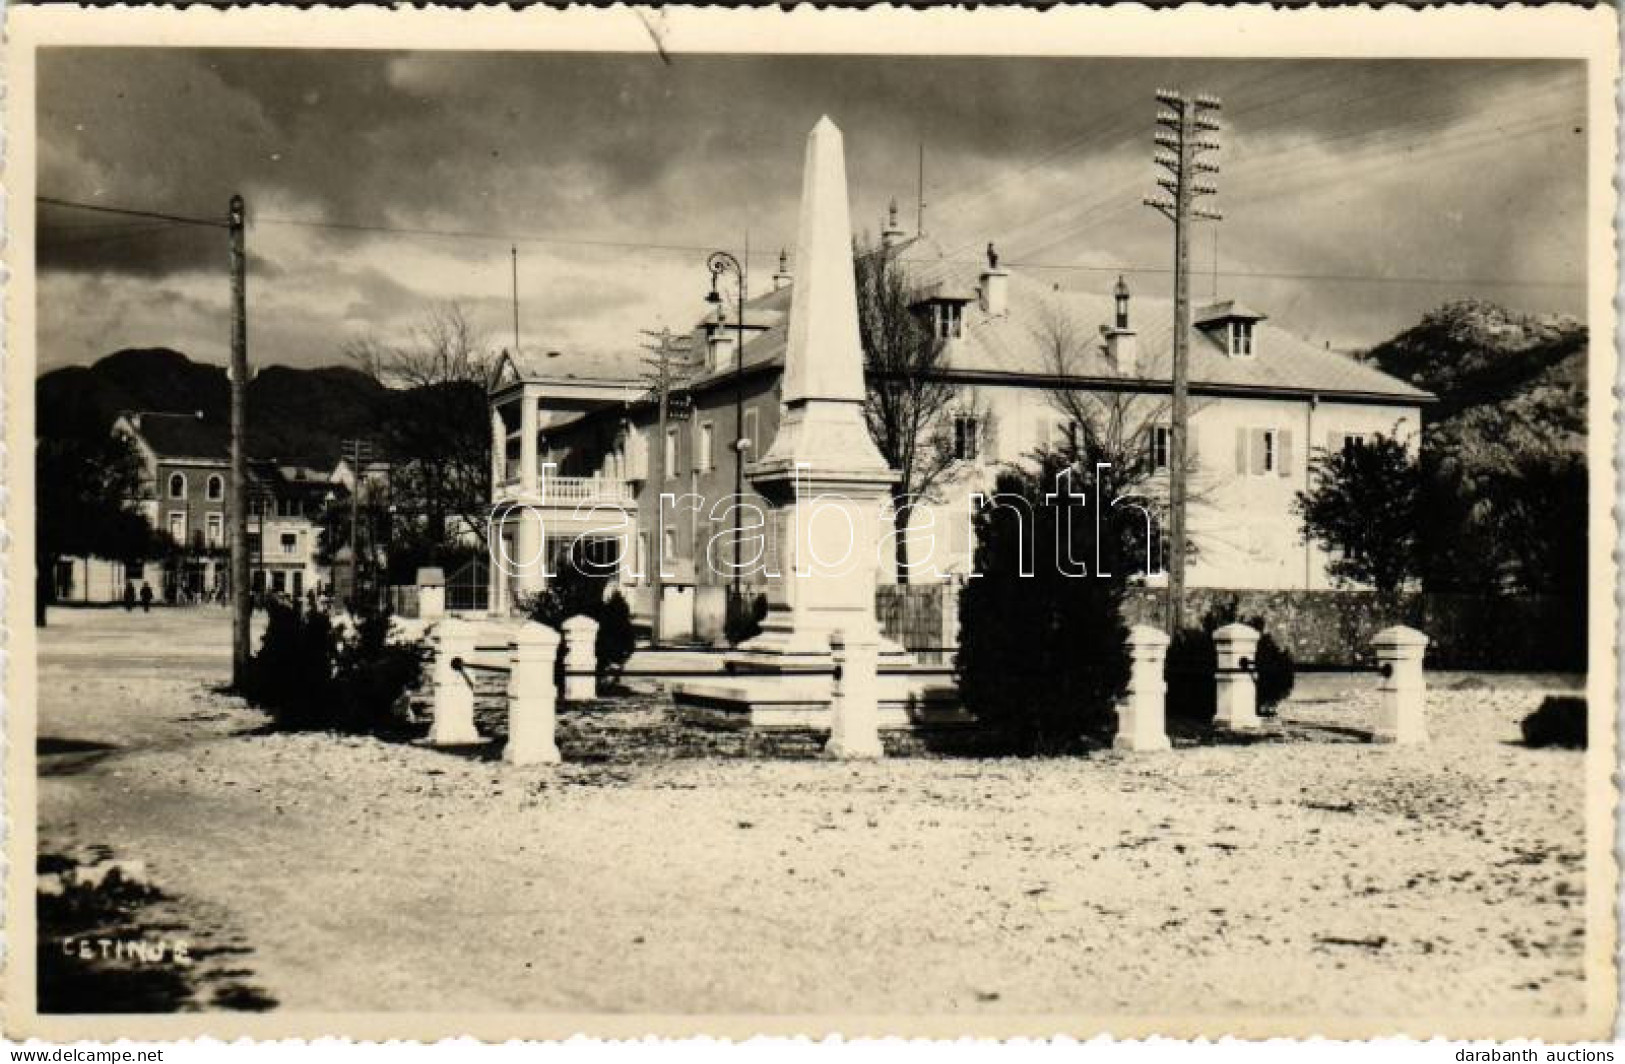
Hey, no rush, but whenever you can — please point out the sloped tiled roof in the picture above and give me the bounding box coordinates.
[896,248,1430,402]
[506,239,1431,406]
[505,345,647,384]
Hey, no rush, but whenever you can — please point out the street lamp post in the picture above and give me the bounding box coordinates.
[705,251,749,612]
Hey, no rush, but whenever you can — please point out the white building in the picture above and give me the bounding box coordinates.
[485,230,1431,631]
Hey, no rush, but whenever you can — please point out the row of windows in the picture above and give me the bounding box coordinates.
[167,472,225,501]
[165,511,301,555]
[664,410,759,479]
[164,472,314,517]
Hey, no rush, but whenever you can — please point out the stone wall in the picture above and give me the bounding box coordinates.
[1124,588,1585,670]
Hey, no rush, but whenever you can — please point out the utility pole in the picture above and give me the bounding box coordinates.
[639,327,680,647]
[343,437,374,605]
[1144,89,1222,634]
[228,194,251,688]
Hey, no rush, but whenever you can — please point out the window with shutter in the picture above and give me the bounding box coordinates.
[1278,429,1293,478]
[1149,426,1171,471]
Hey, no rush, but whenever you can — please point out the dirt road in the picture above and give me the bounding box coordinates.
[34,607,1590,1030]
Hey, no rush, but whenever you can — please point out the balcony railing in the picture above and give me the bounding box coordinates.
[499,474,634,505]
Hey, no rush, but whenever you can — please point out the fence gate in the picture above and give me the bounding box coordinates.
[447,556,490,614]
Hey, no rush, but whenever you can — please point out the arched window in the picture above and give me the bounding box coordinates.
[168,473,186,499]
[206,474,224,501]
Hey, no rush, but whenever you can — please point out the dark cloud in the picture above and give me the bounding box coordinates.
[35,49,1587,371]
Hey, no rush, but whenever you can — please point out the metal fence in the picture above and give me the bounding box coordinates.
[875,583,960,664]
[447,556,490,614]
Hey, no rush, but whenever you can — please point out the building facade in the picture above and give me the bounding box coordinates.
[487,230,1431,635]
[57,413,342,605]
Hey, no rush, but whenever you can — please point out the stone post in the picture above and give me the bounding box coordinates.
[826,629,882,758]
[506,621,562,765]
[1212,622,1261,730]
[417,567,446,621]
[429,617,481,745]
[561,614,599,702]
[1372,625,1429,744]
[1113,624,1172,752]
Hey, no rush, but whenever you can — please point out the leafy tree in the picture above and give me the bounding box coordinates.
[855,237,987,582]
[36,432,162,625]
[956,450,1136,754]
[1293,433,1421,606]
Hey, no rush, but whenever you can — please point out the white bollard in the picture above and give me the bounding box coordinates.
[1114,625,1172,753]
[416,567,446,621]
[506,621,562,765]
[1372,625,1429,744]
[1212,622,1262,730]
[826,629,883,759]
[561,614,600,702]
[429,617,481,745]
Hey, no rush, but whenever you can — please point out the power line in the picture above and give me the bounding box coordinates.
[36,195,227,230]
[37,135,1585,297]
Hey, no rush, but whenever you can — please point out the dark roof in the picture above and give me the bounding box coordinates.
[1195,300,1269,325]
[129,414,228,459]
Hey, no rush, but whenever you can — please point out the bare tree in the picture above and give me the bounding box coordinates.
[345,303,488,390]
[344,303,494,567]
[1030,298,1212,578]
[856,238,987,582]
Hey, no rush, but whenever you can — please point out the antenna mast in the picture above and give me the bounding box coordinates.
[510,245,521,355]
[916,142,926,235]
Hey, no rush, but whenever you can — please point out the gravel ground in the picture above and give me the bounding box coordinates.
[34,607,1589,1028]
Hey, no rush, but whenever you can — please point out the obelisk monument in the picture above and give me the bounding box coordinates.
[733,115,898,669]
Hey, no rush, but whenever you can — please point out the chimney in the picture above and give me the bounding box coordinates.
[881,197,907,250]
[979,242,1009,317]
[706,313,736,373]
[1104,275,1138,375]
[772,248,792,291]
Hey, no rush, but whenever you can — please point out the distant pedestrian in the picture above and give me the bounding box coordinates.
[122,582,136,612]
[139,582,154,613]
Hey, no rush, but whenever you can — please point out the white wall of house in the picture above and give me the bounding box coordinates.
[890,384,1421,591]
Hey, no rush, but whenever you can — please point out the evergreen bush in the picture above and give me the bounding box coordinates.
[1165,600,1296,721]
[522,543,636,681]
[243,598,426,733]
[956,454,1133,754]
[724,591,768,646]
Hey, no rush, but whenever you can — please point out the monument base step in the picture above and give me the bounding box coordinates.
[672,671,968,731]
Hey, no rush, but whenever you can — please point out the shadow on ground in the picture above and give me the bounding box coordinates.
[37,851,278,1014]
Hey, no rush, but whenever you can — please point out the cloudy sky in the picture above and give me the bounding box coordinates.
[36,49,1587,373]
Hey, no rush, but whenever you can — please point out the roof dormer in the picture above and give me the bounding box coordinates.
[1196,300,1268,358]
[910,278,976,342]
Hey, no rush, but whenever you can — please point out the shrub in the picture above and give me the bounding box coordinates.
[593,591,636,681]
[725,591,768,646]
[1521,695,1586,749]
[956,455,1132,754]
[242,598,336,729]
[522,544,635,681]
[1165,626,1217,721]
[330,601,431,731]
[243,597,426,733]
[1166,600,1296,721]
